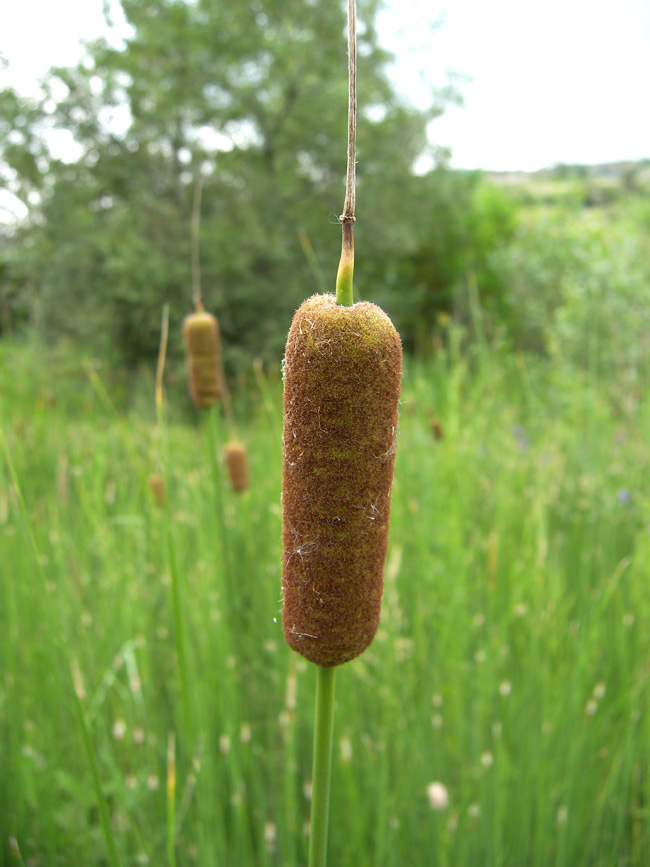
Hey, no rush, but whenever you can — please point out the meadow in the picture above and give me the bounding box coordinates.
[2,283,650,866]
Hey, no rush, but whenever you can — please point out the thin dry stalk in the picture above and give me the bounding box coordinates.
[191,176,205,312]
[155,304,170,414]
[336,0,357,307]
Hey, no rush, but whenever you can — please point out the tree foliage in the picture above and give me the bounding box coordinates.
[0,0,476,368]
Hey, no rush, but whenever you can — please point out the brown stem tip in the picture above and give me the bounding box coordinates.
[183,311,223,409]
[281,294,402,667]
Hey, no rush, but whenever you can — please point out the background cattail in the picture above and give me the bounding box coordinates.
[148,473,166,507]
[281,293,402,667]
[183,310,222,408]
[224,441,249,493]
[430,417,444,441]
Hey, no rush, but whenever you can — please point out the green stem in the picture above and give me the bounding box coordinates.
[166,522,192,741]
[308,665,337,867]
[207,405,229,579]
[155,325,193,744]
[335,220,354,307]
[166,732,177,867]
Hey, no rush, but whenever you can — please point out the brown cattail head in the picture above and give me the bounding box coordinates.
[431,417,444,441]
[183,310,222,408]
[224,441,249,493]
[281,293,402,667]
[149,473,166,507]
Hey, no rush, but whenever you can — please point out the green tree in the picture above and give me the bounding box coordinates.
[370,168,518,355]
[0,0,460,371]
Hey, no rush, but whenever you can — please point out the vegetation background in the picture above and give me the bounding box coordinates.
[2,0,650,864]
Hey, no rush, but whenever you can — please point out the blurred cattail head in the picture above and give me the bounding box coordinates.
[224,441,249,493]
[183,310,223,408]
[431,417,444,441]
[281,294,402,667]
[148,473,166,507]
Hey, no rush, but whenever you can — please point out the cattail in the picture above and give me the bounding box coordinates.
[183,310,222,408]
[281,293,402,667]
[431,417,444,441]
[224,441,249,493]
[149,473,166,507]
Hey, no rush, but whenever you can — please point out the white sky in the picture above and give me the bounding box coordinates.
[1,0,650,172]
[377,0,650,170]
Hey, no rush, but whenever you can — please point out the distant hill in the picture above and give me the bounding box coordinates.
[484,158,650,186]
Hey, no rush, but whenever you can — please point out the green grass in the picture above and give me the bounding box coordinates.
[2,333,650,866]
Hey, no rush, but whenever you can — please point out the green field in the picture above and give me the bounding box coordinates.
[2,0,649,858]
[3,311,650,865]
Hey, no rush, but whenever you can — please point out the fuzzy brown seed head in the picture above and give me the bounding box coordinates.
[431,417,444,441]
[148,473,166,507]
[224,441,249,493]
[281,293,402,667]
[183,311,222,408]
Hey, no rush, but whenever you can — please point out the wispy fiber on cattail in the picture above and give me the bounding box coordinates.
[281,293,402,668]
[224,441,249,493]
[183,309,222,408]
[149,473,166,507]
